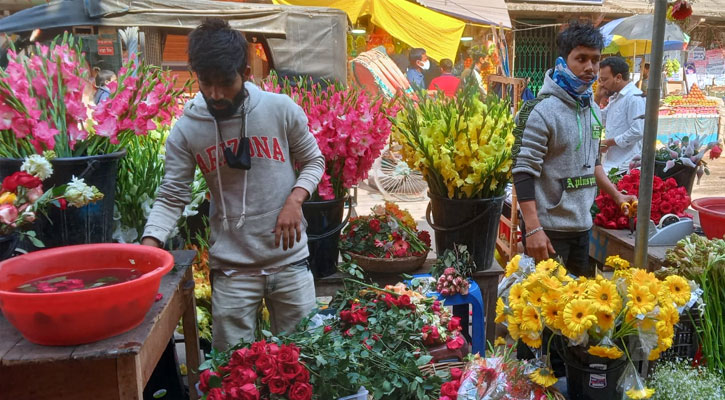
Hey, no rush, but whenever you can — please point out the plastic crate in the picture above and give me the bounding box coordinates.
[660,312,701,361]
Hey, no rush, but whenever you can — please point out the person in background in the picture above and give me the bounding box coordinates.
[93,69,116,104]
[521,77,536,102]
[406,48,429,90]
[637,61,650,92]
[459,50,487,96]
[428,58,460,97]
[598,56,646,174]
[141,18,324,350]
[594,85,611,108]
[512,22,635,277]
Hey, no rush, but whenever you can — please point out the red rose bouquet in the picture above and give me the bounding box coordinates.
[594,169,690,229]
[339,202,430,258]
[198,340,312,400]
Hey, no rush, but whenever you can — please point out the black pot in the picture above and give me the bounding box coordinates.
[0,232,19,260]
[556,339,627,400]
[0,150,126,249]
[426,192,504,271]
[654,160,697,195]
[301,197,350,278]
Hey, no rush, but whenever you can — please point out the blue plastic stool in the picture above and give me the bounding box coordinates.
[409,273,486,355]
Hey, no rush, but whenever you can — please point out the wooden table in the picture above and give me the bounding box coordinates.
[0,250,200,400]
[589,226,668,271]
[315,259,504,345]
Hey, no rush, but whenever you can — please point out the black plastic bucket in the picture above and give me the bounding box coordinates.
[0,233,19,260]
[0,150,125,249]
[654,160,696,195]
[426,192,504,271]
[558,342,627,400]
[302,196,351,278]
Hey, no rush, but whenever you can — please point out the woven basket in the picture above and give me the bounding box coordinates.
[347,252,427,274]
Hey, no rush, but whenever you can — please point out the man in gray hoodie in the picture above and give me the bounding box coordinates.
[141,19,325,350]
[512,22,634,277]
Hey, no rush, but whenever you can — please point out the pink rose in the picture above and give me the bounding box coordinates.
[295,365,310,383]
[226,383,259,400]
[0,204,19,225]
[277,344,300,365]
[198,369,220,393]
[446,334,465,350]
[230,348,253,367]
[279,362,303,380]
[267,375,289,395]
[288,381,313,400]
[440,381,460,398]
[450,367,463,381]
[255,354,277,377]
[230,366,257,385]
[448,316,461,333]
[206,388,225,400]
[26,186,44,204]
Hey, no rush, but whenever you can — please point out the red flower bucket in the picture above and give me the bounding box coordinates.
[691,197,725,239]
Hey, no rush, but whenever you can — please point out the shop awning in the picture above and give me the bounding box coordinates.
[273,0,465,62]
[415,0,511,28]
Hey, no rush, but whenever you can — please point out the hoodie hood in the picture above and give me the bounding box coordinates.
[538,69,581,108]
[183,81,264,121]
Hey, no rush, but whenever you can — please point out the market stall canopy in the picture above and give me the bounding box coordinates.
[414,0,511,28]
[600,15,687,56]
[273,0,464,62]
[0,0,348,82]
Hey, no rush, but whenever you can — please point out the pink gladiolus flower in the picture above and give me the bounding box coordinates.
[32,121,59,150]
[95,117,118,139]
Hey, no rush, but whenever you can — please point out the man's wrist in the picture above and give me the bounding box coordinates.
[287,187,310,205]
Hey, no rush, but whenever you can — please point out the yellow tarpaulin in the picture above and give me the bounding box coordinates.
[273,0,464,62]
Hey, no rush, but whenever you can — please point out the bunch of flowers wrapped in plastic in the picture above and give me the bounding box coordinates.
[594,168,690,229]
[0,154,103,245]
[262,73,399,200]
[339,202,430,259]
[0,33,186,158]
[392,83,515,199]
[198,340,312,400]
[496,255,700,399]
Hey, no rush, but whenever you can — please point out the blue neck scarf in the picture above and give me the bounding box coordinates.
[551,57,597,105]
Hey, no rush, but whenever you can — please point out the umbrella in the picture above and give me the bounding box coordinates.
[600,16,687,56]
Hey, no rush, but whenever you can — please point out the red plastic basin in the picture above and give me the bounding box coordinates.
[691,197,725,239]
[0,243,173,346]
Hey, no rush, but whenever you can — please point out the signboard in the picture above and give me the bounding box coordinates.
[97,39,115,56]
[707,58,724,75]
[688,46,706,61]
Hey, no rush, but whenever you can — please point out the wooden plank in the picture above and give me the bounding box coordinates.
[117,354,143,400]
[70,266,189,360]
[1,337,75,365]
[0,317,23,361]
[0,358,119,400]
[181,266,202,400]
[589,226,667,271]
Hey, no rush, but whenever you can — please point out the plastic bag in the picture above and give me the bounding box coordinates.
[618,363,655,399]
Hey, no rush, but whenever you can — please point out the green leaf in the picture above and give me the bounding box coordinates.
[261,330,272,338]
[315,355,327,366]
[208,374,222,389]
[416,355,433,366]
[27,234,45,248]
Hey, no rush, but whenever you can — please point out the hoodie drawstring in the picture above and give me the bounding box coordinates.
[236,114,248,229]
[214,119,231,231]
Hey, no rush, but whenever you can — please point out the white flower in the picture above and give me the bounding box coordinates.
[64,176,104,208]
[20,155,53,180]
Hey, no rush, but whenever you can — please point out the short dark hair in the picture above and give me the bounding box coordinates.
[556,21,604,59]
[440,58,453,72]
[600,56,630,81]
[188,18,248,84]
[95,70,115,87]
[408,48,426,66]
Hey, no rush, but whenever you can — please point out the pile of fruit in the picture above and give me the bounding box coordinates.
[665,58,681,77]
[660,84,719,115]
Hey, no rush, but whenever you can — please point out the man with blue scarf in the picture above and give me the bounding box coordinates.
[512,22,634,277]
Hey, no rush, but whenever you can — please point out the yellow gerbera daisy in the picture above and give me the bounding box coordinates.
[625,387,655,399]
[521,332,542,348]
[664,275,691,306]
[542,302,562,328]
[529,367,558,387]
[587,280,622,313]
[495,297,507,323]
[507,318,521,340]
[631,269,660,296]
[627,285,656,316]
[528,287,546,308]
[648,347,662,361]
[509,283,529,305]
[536,259,560,275]
[563,299,597,337]
[494,336,507,347]
[658,304,680,327]
[563,281,585,300]
[587,345,624,359]
[521,305,543,332]
[555,265,571,281]
[505,254,522,277]
[605,255,630,270]
[595,310,616,332]
[540,275,563,291]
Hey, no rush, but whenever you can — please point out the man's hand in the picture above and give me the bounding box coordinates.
[141,237,162,248]
[614,192,637,208]
[525,229,556,263]
[274,187,310,251]
[600,138,616,153]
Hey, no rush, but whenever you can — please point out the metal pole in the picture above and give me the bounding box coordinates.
[634,0,668,269]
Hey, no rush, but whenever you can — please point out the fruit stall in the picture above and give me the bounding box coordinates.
[658,84,722,145]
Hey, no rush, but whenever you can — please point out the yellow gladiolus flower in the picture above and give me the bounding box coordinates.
[494,336,507,347]
[605,255,630,270]
[529,367,558,387]
[588,345,624,359]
